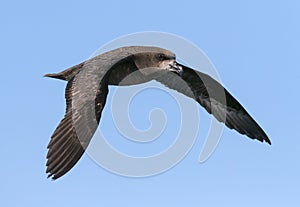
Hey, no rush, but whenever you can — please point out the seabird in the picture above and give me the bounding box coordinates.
[45,46,271,180]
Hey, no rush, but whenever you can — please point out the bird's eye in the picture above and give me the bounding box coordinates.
[157,53,166,61]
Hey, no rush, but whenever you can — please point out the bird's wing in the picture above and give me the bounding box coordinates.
[155,63,271,144]
[46,59,110,179]
[46,50,136,179]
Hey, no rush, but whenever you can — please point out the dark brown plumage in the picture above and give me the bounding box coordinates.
[45,46,270,180]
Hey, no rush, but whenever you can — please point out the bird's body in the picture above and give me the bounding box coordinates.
[45,46,270,180]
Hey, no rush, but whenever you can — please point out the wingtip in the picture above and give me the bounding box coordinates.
[261,132,271,145]
[265,138,272,145]
[46,170,59,180]
[259,136,271,145]
[47,175,57,181]
[47,173,53,179]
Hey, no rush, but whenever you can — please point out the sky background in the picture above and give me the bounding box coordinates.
[1,0,299,206]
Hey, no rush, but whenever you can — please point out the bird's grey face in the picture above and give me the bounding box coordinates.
[133,52,183,76]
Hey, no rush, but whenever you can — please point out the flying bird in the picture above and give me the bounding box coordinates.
[45,46,271,180]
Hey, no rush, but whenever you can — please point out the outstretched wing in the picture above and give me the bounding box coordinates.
[46,63,109,179]
[155,63,271,144]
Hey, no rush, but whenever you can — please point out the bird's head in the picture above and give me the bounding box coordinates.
[133,50,183,76]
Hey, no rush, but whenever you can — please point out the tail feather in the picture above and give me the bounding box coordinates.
[44,62,84,81]
[44,73,67,80]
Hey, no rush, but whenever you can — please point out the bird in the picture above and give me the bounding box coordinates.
[45,46,271,180]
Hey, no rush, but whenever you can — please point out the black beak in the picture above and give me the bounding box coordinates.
[169,62,183,76]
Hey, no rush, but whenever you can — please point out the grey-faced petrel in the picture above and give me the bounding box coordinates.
[45,46,271,180]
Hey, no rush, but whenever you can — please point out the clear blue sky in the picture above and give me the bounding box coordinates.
[1,0,299,206]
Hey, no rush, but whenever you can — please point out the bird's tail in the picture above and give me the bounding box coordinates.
[44,62,84,81]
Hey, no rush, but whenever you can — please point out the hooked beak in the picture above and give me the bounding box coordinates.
[168,61,183,76]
